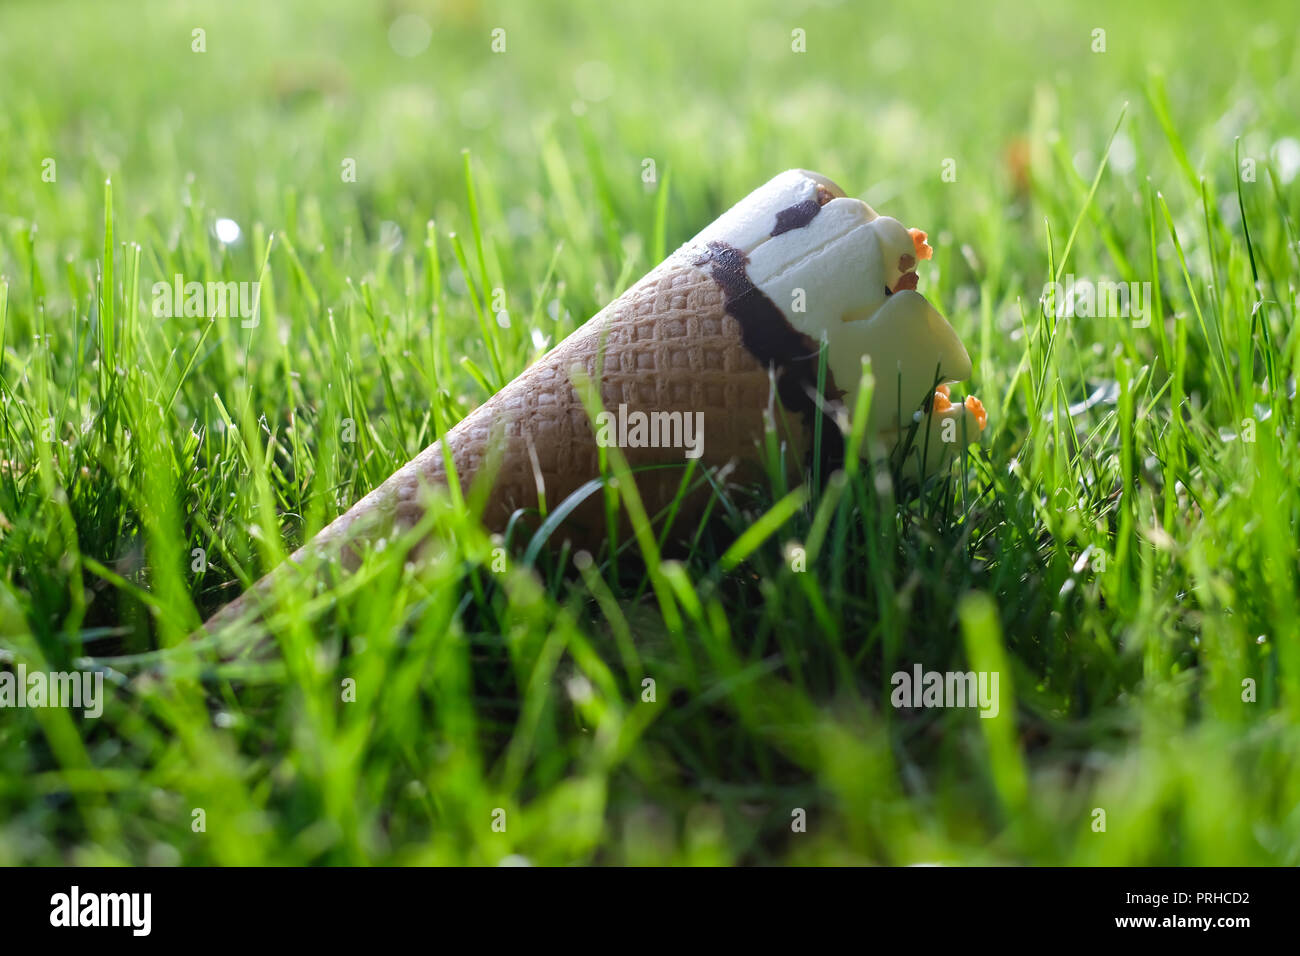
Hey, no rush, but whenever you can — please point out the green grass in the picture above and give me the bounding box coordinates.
[1,0,1299,865]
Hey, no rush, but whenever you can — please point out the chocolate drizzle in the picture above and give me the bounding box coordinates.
[770,199,823,236]
[693,240,845,477]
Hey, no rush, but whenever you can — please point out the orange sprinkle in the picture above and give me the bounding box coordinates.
[935,383,951,398]
[932,389,953,413]
[909,227,933,261]
[964,395,988,431]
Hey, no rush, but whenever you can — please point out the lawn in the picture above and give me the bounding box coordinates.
[1,0,1298,865]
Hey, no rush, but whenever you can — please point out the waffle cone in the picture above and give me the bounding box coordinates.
[404,256,807,536]
[201,256,809,632]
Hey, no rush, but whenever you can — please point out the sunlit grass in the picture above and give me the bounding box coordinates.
[0,0,1298,864]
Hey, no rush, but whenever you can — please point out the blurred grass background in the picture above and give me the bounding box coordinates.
[0,0,1298,864]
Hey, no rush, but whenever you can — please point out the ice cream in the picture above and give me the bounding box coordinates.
[201,168,985,632]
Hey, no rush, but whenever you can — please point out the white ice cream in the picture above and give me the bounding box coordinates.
[680,168,986,477]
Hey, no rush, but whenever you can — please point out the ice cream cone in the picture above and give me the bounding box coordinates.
[202,169,985,632]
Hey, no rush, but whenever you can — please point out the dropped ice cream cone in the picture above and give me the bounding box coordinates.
[202,169,985,632]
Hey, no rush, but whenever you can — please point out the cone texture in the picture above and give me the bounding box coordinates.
[203,254,808,630]
[377,254,805,539]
